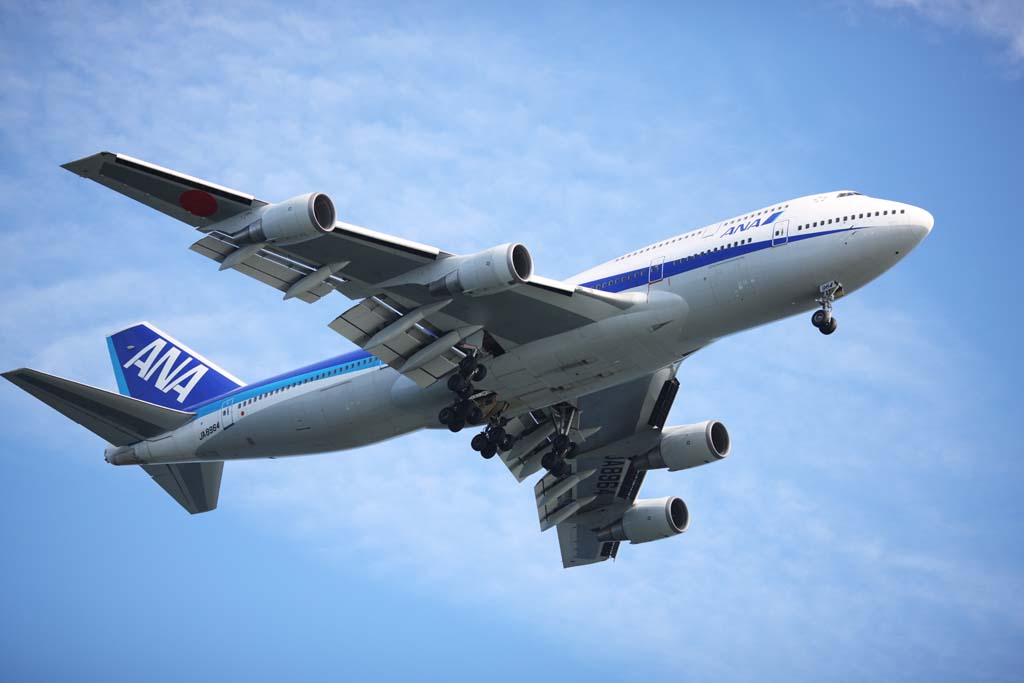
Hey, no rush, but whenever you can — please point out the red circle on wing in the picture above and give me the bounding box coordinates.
[179,190,218,217]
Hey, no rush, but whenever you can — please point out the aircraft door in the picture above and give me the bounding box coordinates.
[220,399,235,429]
[771,219,790,246]
[649,256,665,284]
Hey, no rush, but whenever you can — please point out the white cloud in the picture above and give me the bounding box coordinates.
[869,0,1024,64]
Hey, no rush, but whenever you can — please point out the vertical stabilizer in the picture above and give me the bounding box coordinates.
[107,322,243,410]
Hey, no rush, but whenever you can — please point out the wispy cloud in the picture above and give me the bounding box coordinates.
[868,0,1024,65]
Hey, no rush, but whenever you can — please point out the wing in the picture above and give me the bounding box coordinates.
[64,152,639,388]
[497,364,683,567]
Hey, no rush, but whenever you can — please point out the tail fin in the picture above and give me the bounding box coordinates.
[107,322,243,410]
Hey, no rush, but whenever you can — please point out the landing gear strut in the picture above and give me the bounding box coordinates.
[811,280,842,336]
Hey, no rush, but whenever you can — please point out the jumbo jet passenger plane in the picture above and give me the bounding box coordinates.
[4,153,933,567]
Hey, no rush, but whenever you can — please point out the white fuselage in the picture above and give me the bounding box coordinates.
[112,191,933,467]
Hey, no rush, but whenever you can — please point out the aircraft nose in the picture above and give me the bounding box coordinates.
[906,205,934,244]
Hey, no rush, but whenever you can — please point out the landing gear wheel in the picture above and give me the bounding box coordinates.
[458,355,477,377]
[811,309,827,328]
[541,451,557,471]
[564,442,578,460]
[480,444,497,459]
[552,434,571,452]
[453,400,470,418]
[447,374,469,394]
[438,406,455,426]
[448,419,465,433]
[820,317,838,335]
[498,433,515,451]
[466,404,484,425]
[471,433,489,452]
[471,365,487,382]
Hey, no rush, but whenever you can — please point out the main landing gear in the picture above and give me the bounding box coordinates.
[438,352,492,432]
[540,404,578,478]
[811,280,843,336]
[470,418,516,460]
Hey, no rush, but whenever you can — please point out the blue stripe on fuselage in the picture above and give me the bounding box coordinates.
[580,225,859,293]
[188,348,382,417]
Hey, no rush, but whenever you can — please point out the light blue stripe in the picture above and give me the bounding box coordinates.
[106,336,130,396]
[192,355,384,417]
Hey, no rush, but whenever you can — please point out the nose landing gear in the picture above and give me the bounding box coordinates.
[811,280,843,336]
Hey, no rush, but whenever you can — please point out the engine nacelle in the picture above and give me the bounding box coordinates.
[245,192,336,245]
[637,420,730,472]
[597,496,689,544]
[429,243,533,297]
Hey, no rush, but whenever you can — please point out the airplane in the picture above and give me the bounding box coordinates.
[3,152,933,567]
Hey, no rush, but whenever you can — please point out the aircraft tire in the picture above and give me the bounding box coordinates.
[459,355,477,377]
[447,374,469,393]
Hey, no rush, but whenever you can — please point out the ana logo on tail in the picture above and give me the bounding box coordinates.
[122,339,209,404]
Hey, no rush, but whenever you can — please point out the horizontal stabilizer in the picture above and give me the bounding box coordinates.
[3,368,194,446]
[142,462,223,514]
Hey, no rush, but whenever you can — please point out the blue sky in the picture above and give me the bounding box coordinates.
[1,1,1022,680]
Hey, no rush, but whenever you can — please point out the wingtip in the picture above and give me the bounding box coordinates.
[2,368,28,381]
[61,151,113,174]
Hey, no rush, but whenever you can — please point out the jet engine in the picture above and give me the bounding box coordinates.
[429,243,533,297]
[636,420,731,472]
[244,192,337,245]
[597,496,689,544]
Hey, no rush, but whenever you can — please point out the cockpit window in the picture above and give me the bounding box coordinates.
[837,191,862,197]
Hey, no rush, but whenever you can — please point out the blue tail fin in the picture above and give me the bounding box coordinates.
[107,322,244,410]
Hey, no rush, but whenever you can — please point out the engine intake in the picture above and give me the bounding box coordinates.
[245,192,336,245]
[597,496,689,544]
[429,243,533,297]
[636,420,730,472]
